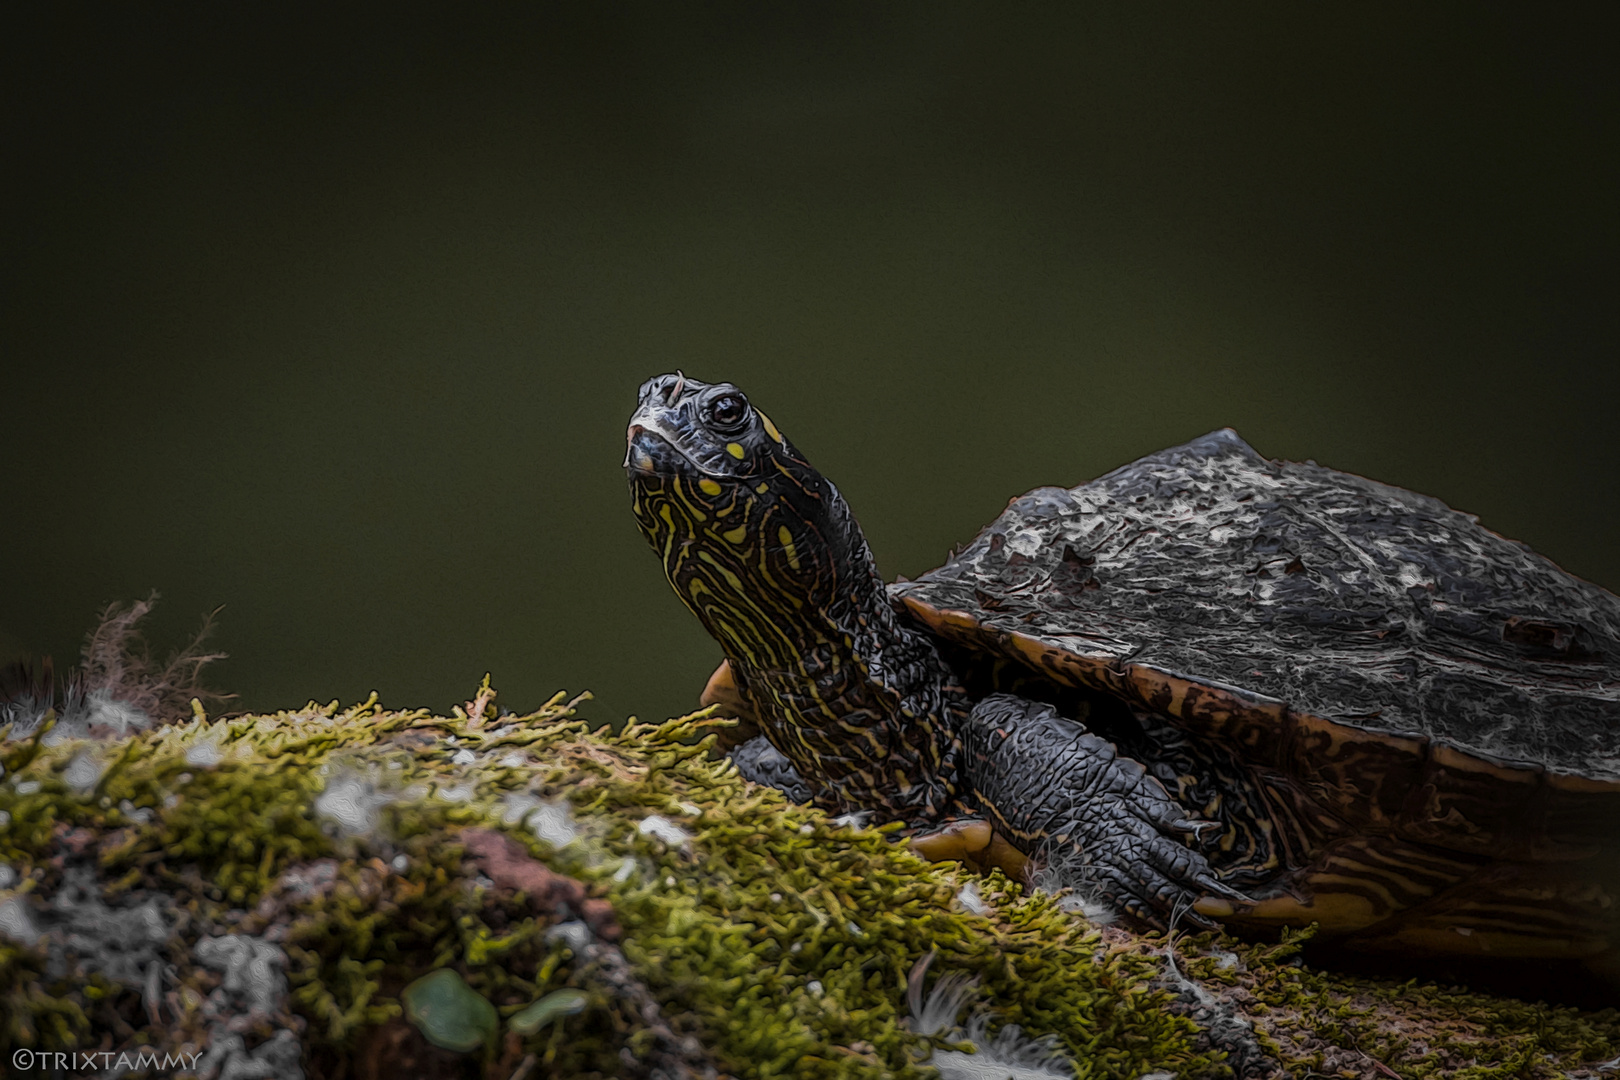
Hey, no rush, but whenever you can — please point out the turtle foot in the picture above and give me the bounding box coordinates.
[729,735,813,803]
[962,693,1247,931]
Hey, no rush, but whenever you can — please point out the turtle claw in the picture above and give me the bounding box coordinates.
[1166,898,1223,933]
[1194,873,1252,904]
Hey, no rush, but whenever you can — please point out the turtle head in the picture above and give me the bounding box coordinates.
[624,372,806,486]
[625,372,874,660]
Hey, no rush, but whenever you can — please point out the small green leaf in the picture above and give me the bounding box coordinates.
[509,988,589,1035]
[401,968,498,1053]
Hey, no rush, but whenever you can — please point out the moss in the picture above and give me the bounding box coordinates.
[1,686,1616,1079]
[1166,926,1619,1079]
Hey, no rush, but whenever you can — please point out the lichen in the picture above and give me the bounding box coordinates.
[0,683,1614,1079]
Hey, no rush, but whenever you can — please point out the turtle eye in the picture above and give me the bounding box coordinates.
[708,392,749,432]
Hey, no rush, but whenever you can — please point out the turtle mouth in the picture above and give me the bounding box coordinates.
[624,425,703,479]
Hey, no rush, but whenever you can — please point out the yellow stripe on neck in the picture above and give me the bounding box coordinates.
[778,526,801,570]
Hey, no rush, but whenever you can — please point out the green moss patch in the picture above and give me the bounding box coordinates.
[1,684,1616,1079]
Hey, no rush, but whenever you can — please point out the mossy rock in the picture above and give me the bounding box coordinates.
[0,683,1615,1079]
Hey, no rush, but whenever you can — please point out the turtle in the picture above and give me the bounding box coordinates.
[624,372,1620,976]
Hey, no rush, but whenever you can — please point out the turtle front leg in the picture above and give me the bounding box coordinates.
[961,693,1245,929]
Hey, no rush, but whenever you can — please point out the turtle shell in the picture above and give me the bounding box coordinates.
[892,429,1620,859]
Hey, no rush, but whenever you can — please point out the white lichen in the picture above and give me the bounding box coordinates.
[955,882,991,916]
[185,739,224,768]
[638,814,692,848]
[502,791,541,825]
[544,920,592,951]
[527,800,579,848]
[195,1029,303,1080]
[312,772,394,837]
[0,896,40,945]
[64,750,105,795]
[194,934,289,1018]
[273,861,339,905]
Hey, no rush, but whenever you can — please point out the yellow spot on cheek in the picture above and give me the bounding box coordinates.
[698,478,722,496]
[778,526,801,570]
[756,483,769,494]
[726,443,746,459]
[759,412,782,443]
[723,526,748,544]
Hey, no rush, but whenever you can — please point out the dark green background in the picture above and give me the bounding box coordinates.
[5,8,1616,726]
